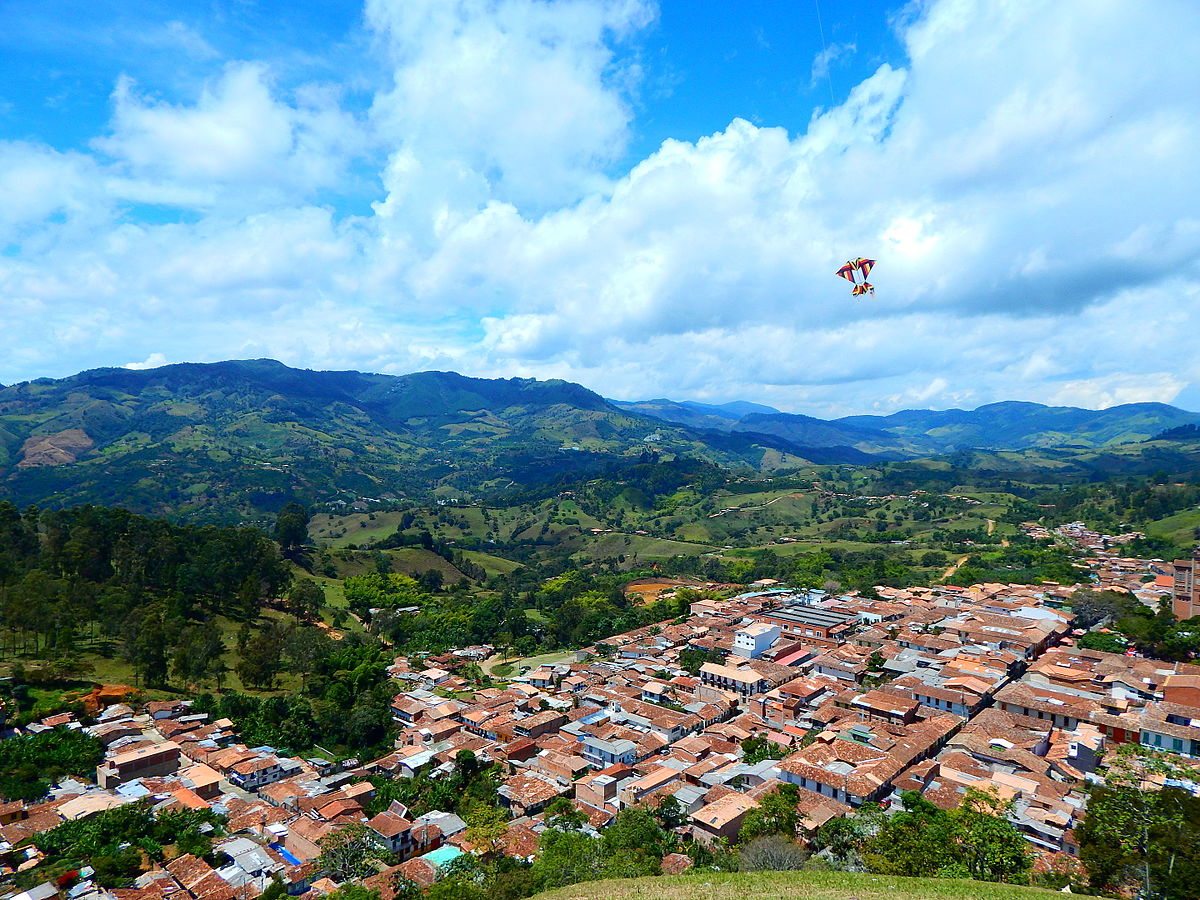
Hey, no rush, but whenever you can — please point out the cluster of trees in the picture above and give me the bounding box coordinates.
[349,566,690,658]
[1075,745,1200,900]
[366,750,500,819]
[193,634,396,754]
[0,502,289,685]
[813,789,1032,884]
[661,546,923,596]
[1074,588,1200,661]
[24,801,224,889]
[0,727,103,801]
[947,538,1077,587]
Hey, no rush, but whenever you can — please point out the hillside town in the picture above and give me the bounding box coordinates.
[4,525,1200,900]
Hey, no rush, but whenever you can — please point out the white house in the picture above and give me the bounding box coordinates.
[732,623,781,660]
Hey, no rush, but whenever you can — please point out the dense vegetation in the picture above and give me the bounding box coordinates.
[0,502,288,683]
[1073,745,1200,900]
[191,635,396,756]
[0,727,103,801]
[23,802,224,888]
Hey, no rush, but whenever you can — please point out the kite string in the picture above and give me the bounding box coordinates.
[813,0,836,107]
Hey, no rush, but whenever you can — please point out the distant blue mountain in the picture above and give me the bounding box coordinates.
[621,396,1200,455]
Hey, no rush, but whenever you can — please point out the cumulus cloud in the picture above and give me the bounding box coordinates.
[92,62,365,206]
[1,0,1198,418]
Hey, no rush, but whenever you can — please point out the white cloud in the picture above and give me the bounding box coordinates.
[124,352,169,370]
[92,62,365,206]
[2,0,1199,419]
[366,0,655,216]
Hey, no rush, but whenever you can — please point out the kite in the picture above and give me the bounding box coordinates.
[834,257,876,297]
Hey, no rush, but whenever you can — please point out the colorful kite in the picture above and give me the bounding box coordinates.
[834,257,876,296]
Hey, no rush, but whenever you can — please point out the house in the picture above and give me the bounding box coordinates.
[690,791,757,844]
[699,662,768,698]
[733,623,781,660]
[97,741,181,788]
[497,773,567,817]
[755,606,855,647]
[580,735,638,767]
[617,765,680,809]
[367,811,414,856]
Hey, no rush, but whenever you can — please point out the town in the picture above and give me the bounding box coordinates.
[4,522,1199,899]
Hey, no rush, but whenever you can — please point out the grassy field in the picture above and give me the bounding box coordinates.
[1146,507,1200,547]
[310,510,409,547]
[572,533,715,562]
[317,548,467,582]
[461,548,524,576]
[532,872,1059,900]
[307,480,1020,579]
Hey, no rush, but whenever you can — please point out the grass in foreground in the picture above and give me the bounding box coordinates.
[532,871,1060,900]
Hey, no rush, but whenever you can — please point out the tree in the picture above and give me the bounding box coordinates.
[740,735,788,765]
[171,626,226,686]
[814,812,876,870]
[738,785,799,843]
[125,608,169,687]
[321,887,381,900]
[1070,588,1128,628]
[862,789,1030,884]
[602,807,671,863]
[654,795,688,830]
[532,829,606,889]
[285,626,332,687]
[862,791,956,877]
[950,789,1031,883]
[274,503,311,554]
[464,804,509,856]
[288,578,325,620]
[236,626,285,690]
[316,824,383,882]
[544,796,587,831]
[1077,744,1195,899]
[388,874,421,900]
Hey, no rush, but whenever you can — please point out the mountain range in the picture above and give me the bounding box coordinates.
[1,359,1197,521]
[615,397,1200,456]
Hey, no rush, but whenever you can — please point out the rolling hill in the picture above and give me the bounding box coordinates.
[3,359,1197,524]
[0,360,821,521]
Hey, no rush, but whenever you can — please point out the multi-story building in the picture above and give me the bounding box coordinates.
[97,741,181,788]
[1172,550,1200,619]
[754,605,855,647]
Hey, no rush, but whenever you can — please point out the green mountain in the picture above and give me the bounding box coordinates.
[0,360,818,522]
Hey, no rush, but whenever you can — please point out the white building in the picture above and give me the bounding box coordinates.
[733,623,781,660]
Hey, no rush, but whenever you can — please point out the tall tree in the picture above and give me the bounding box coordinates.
[288,578,325,621]
[274,503,311,555]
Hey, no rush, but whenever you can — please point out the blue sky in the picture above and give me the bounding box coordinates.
[0,0,1197,415]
